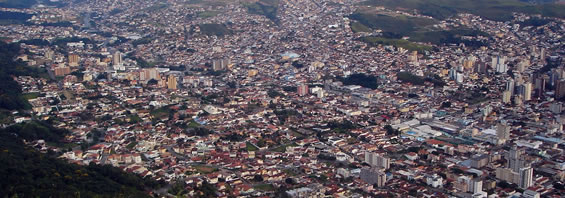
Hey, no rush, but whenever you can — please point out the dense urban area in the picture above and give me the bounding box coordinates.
[1,0,565,197]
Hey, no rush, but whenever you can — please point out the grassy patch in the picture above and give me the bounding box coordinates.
[150,106,173,119]
[193,165,218,174]
[271,145,286,152]
[126,141,137,149]
[359,36,432,53]
[188,120,201,128]
[244,0,279,23]
[184,0,204,4]
[283,169,298,176]
[197,11,219,18]
[128,114,142,124]
[185,0,226,6]
[246,142,259,151]
[351,22,371,33]
[253,184,275,191]
[291,131,304,138]
[142,3,168,12]
[197,24,232,37]
[22,92,40,100]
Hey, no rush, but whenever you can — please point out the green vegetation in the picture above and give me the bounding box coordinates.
[408,29,489,47]
[397,72,425,85]
[274,109,299,124]
[0,138,160,196]
[184,0,204,4]
[142,3,168,12]
[109,8,123,15]
[5,121,69,145]
[384,125,401,136]
[132,37,152,47]
[188,120,201,128]
[350,21,371,33]
[150,106,173,119]
[221,133,248,142]
[317,153,336,161]
[0,42,48,112]
[193,165,218,174]
[197,11,219,18]
[169,180,217,197]
[0,122,162,197]
[327,120,359,134]
[22,92,40,100]
[126,141,137,149]
[350,12,489,48]
[0,0,36,8]
[246,142,259,151]
[361,0,565,21]
[349,13,436,35]
[270,142,298,152]
[291,130,304,138]
[0,41,161,197]
[268,89,284,98]
[40,0,66,8]
[453,88,489,104]
[519,17,551,27]
[52,37,94,47]
[244,0,279,23]
[359,36,432,53]
[282,86,297,92]
[184,0,226,6]
[0,11,33,25]
[19,38,50,46]
[397,72,447,87]
[128,114,142,124]
[130,56,159,68]
[186,127,213,137]
[254,183,275,191]
[197,23,232,37]
[338,73,379,89]
[271,145,286,152]
[424,73,446,87]
[38,21,75,28]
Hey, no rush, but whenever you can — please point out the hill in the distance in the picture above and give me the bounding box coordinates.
[0,0,36,8]
[361,0,565,21]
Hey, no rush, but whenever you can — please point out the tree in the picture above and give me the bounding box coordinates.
[497,180,510,189]
[147,79,158,85]
[554,182,565,190]
[253,175,264,182]
[339,73,379,89]
[285,178,295,185]
[384,125,399,136]
[441,101,451,108]
[397,72,424,85]
[257,139,266,147]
